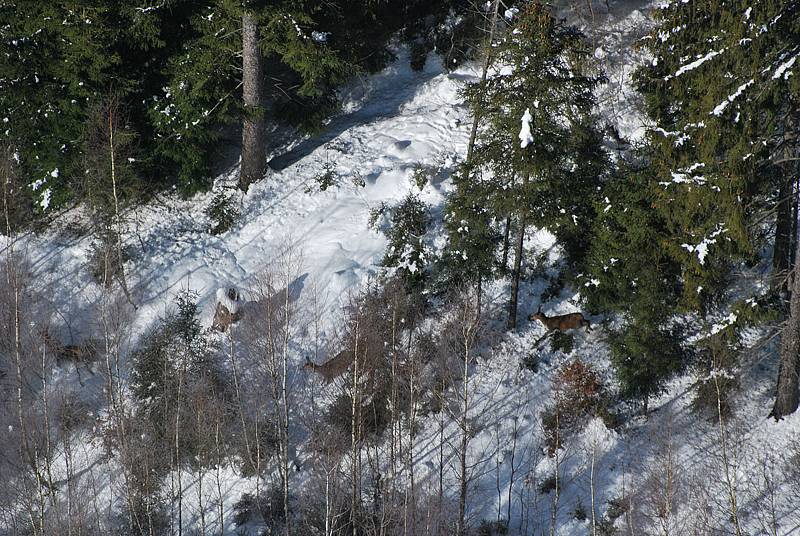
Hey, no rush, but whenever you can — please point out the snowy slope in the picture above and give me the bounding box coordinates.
[7,1,800,535]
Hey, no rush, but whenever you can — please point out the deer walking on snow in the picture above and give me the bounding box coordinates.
[303,350,353,383]
[528,306,591,333]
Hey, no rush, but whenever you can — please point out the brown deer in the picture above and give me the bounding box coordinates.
[528,306,591,333]
[303,350,353,383]
[40,328,99,384]
[212,287,244,332]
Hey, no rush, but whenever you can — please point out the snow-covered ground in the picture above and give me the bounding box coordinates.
[6,1,800,534]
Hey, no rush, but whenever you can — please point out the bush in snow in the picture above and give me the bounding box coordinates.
[205,190,239,235]
[476,518,508,536]
[232,486,288,531]
[541,359,614,455]
[129,291,227,461]
[307,159,338,192]
[549,330,574,354]
[691,332,738,419]
[368,201,389,231]
[410,163,430,191]
[382,193,429,291]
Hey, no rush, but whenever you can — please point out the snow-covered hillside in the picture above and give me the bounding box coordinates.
[4,1,800,535]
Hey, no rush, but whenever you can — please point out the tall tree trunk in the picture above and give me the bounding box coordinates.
[456,295,479,536]
[351,319,362,536]
[501,216,512,273]
[465,0,500,164]
[281,262,292,536]
[107,102,135,310]
[772,112,800,420]
[240,12,266,192]
[792,178,799,269]
[772,196,800,419]
[508,214,526,331]
[773,176,793,291]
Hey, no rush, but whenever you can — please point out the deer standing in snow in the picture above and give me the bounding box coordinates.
[212,287,244,332]
[528,306,591,333]
[303,350,353,383]
[39,328,99,384]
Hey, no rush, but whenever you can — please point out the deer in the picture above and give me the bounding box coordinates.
[39,328,99,385]
[303,350,353,384]
[212,287,244,332]
[528,305,591,333]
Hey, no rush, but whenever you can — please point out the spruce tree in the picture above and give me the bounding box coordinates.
[150,1,352,192]
[583,164,689,405]
[0,1,120,217]
[455,1,606,329]
[586,0,800,411]
[639,0,800,417]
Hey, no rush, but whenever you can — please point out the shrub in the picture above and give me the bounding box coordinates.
[519,352,539,373]
[539,475,557,494]
[572,501,587,521]
[129,291,225,459]
[477,519,508,536]
[232,486,287,529]
[235,420,280,477]
[411,163,430,191]
[307,160,338,192]
[382,193,429,290]
[550,331,574,354]
[326,390,391,441]
[205,190,239,235]
[368,201,389,231]
[692,333,738,419]
[541,359,612,454]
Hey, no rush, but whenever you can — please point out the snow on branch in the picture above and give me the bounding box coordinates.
[519,108,534,149]
[681,226,726,265]
[666,49,724,80]
[772,52,798,80]
[711,79,753,116]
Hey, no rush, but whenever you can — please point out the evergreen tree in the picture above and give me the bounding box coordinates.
[584,164,689,405]
[0,1,120,216]
[634,0,800,417]
[130,291,223,449]
[454,1,606,329]
[383,193,430,291]
[150,1,358,192]
[0,0,209,218]
[441,163,498,293]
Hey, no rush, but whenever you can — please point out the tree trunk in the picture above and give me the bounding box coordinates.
[772,112,800,420]
[772,230,800,418]
[351,320,362,536]
[107,102,135,310]
[465,0,500,164]
[501,216,511,273]
[240,11,266,192]
[773,176,793,291]
[792,178,799,269]
[508,214,526,331]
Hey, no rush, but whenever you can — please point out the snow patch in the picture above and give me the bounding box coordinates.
[711,79,753,116]
[772,53,798,80]
[668,49,724,79]
[519,108,534,149]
